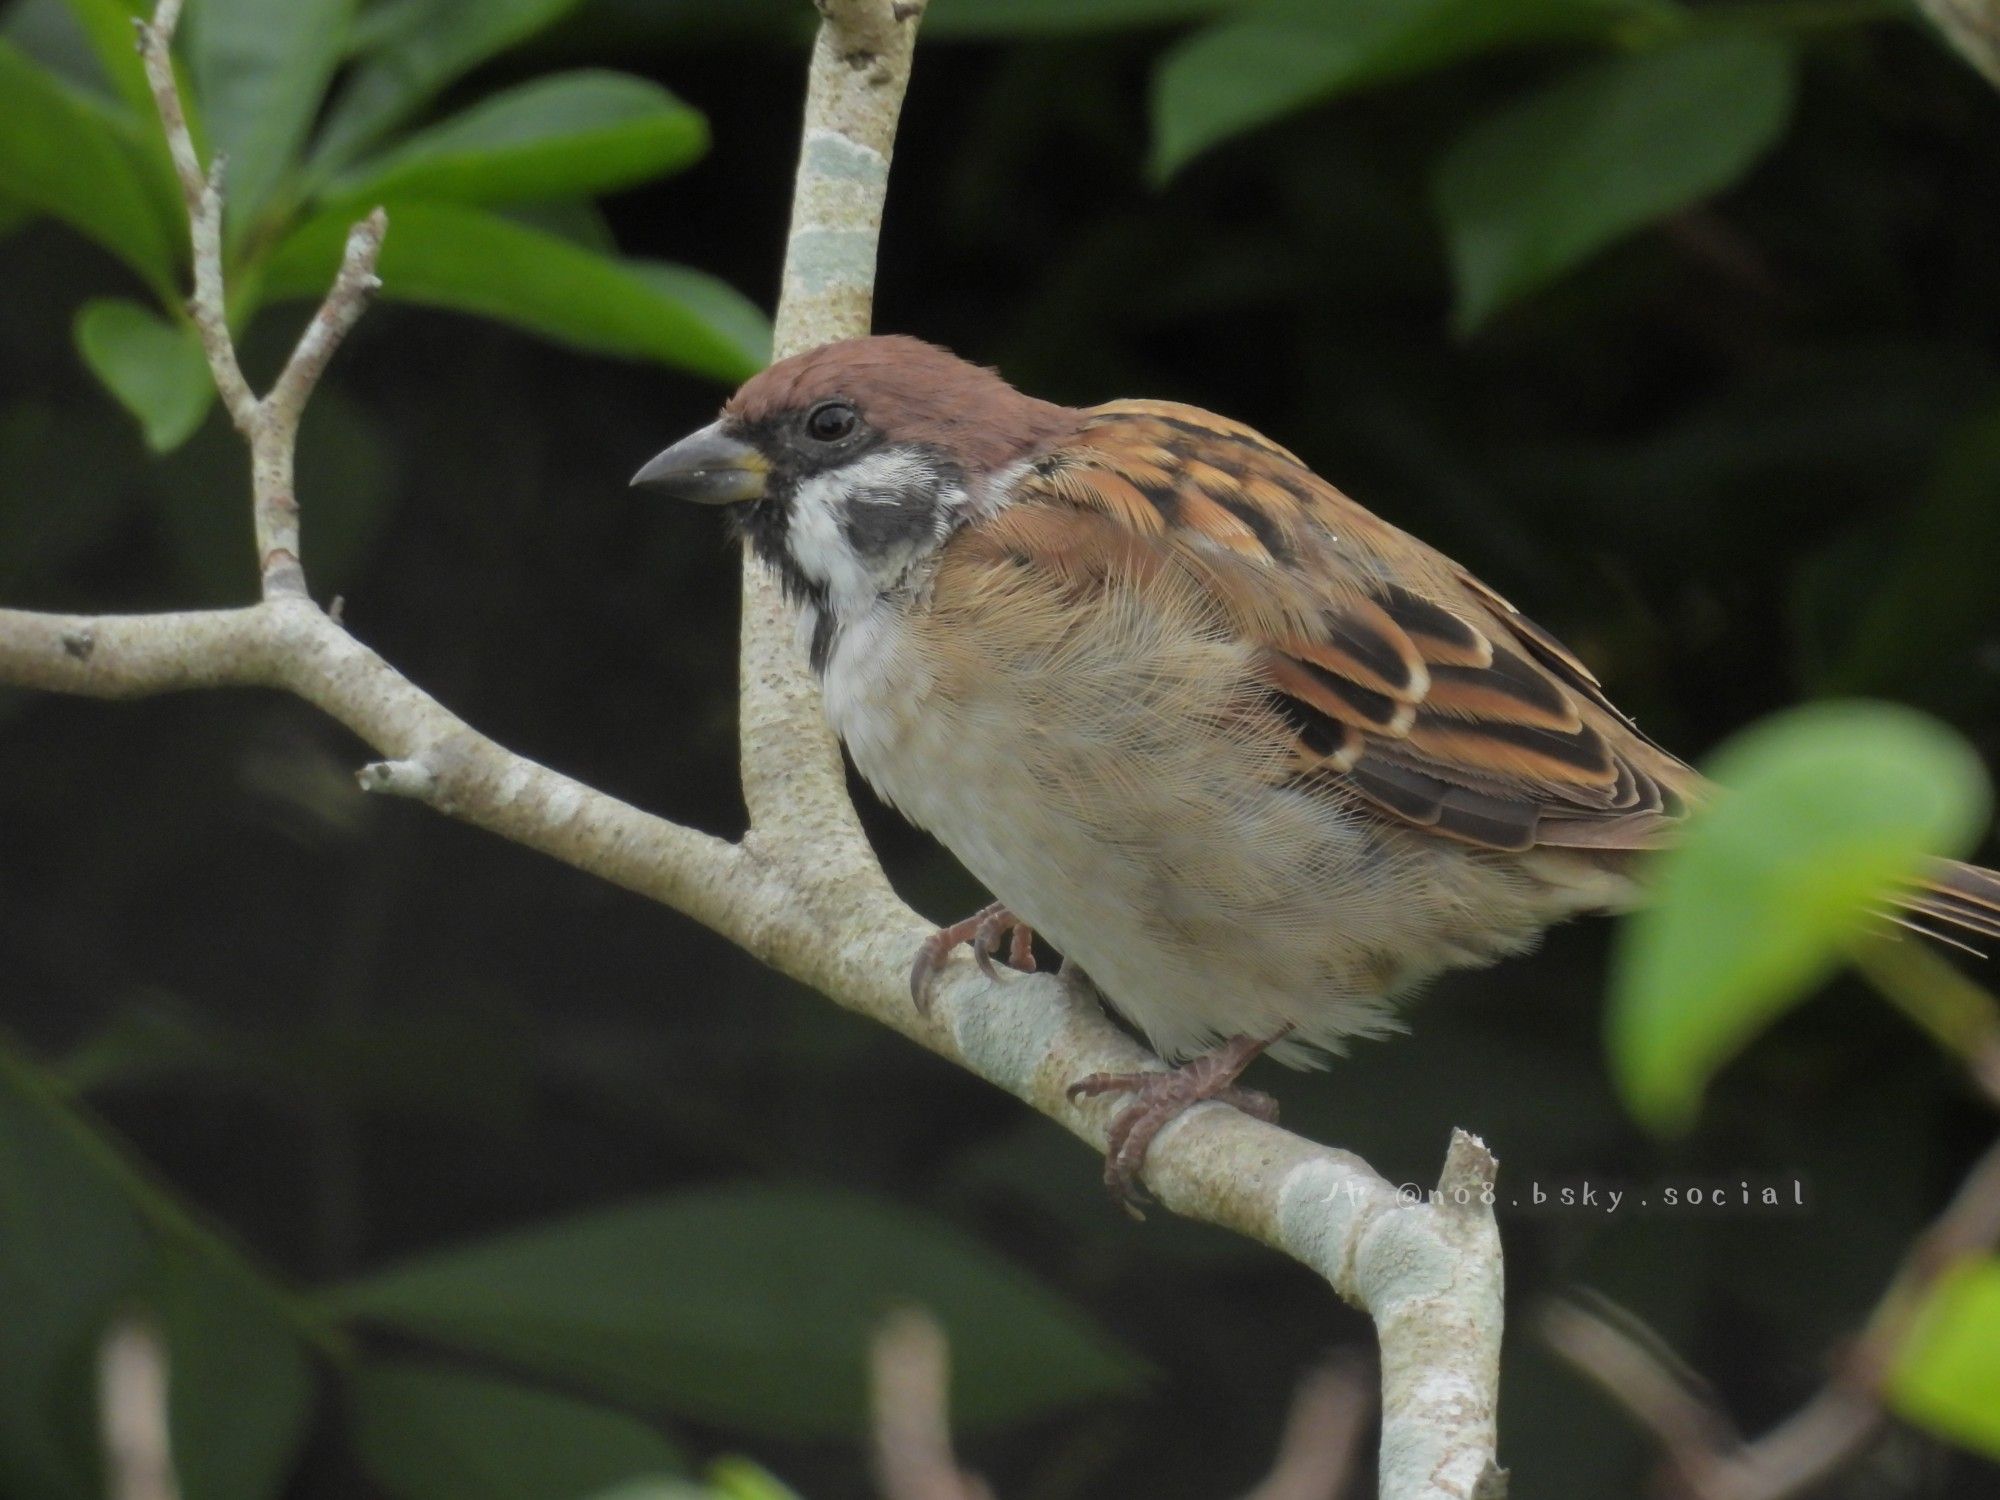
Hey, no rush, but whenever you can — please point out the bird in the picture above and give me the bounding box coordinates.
[633,334,2000,1210]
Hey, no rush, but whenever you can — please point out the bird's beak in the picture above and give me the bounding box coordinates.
[629,421,769,505]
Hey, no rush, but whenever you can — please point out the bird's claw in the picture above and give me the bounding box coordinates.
[910,901,1037,1014]
[1065,1031,1288,1218]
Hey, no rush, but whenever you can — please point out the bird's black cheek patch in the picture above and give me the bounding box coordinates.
[840,489,940,558]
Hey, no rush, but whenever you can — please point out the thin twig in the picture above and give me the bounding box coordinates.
[137,8,255,425]
[1545,1130,2000,1500]
[1855,935,2000,1112]
[1242,1354,1375,1500]
[99,1321,181,1500]
[0,6,1512,1495]
[266,211,387,425]
[136,0,385,596]
[1919,0,2000,87]
[870,1312,994,1500]
[871,1318,1374,1500]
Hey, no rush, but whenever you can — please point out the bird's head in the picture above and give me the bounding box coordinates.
[633,335,1072,623]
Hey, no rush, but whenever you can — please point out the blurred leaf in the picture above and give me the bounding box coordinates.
[291,384,397,591]
[1432,32,1795,332]
[342,0,431,56]
[1152,0,1651,178]
[264,202,766,381]
[323,1184,1147,1439]
[1608,702,1991,1132]
[928,0,1243,34]
[187,0,354,234]
[327,71,707,210]
[0,403,138,588]
[625,262,772,373]
[704,1459,804,1500]
[587,1465,801,1500]
[5,0,115,92]
[583,1459,802,1500]
[56,0,153,113]
[154,1241,314,1500]
[312,0,590,172]
[23,0,183,214]
[0,1040,155,1500]
[73,297,214,452]
[0,1038,326,1500]
[350,1362,686,1500]
[149,419,257,603]
[1823,401,2000,699]
[502,197,616,252]
[1888,1256,2000,1460]
[0,39,178,294]
[55,997,240,1096]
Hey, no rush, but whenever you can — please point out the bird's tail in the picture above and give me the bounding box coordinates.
[1892,859,2000,954]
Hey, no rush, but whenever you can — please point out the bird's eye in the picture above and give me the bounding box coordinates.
[804,401,857,444]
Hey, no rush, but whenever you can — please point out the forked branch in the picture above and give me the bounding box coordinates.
[0,5,1509,1495]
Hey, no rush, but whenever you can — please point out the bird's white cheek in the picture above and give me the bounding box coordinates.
[782,451,959,619]
[786,472,875,615]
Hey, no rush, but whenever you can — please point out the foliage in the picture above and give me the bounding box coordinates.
[1146,0,1933,328]
[0,1033,1138,1500]
[1890,1256,2000,1462]
[1608,701,1991,1132]
[0,0,767,452]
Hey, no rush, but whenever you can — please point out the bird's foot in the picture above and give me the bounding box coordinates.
[1065,1031,1288,1218]
[909,901,1037,1014]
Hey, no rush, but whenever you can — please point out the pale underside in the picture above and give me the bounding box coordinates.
[818,540,1637,1067]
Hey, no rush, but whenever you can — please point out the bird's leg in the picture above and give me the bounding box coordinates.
[909,901,1037,1014]
[1066,1031,1289,1217]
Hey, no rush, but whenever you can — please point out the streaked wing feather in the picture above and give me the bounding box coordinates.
[999,400,1703,853]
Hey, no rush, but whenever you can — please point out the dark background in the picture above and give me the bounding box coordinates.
[4,1,2000,1495]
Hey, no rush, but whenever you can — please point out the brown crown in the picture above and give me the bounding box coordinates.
[724,335,1076,472]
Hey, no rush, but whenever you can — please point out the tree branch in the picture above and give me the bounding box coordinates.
[869,1312,1374,1500]
[1545,1116,2000,1499]
[98,1321,180,1500]
[0,4,1509,1495]
[1919,0,2000,87]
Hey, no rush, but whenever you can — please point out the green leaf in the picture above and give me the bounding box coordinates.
[1608,702,1991,1132]
[625,262,772,374]
[350,1363,686,1500]
[1823,402,2000,699]
[1887,1256,2000,1460]
[1432,32,1795,332]
[926,0,1243,35]
[56,0,154,114]
[0,1043,155,1500]
[187,0,355,234]
[32,0,183,214]
[704,1460,804,1500]
[1151,0,1656,178]
[263,202,766,381]
[74,298,214,452]
[502,197,617,252]
[313,0,590,171]
[0,39,178,293]
[154,1241,314,1500]
[322,1184,1146,1439]
[0,1037,326,1500]
[327,71,706,210]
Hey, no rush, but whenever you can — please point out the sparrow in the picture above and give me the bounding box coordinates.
[634,335,2000,1210]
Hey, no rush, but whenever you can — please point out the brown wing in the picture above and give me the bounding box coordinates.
[971,399,1702,855]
